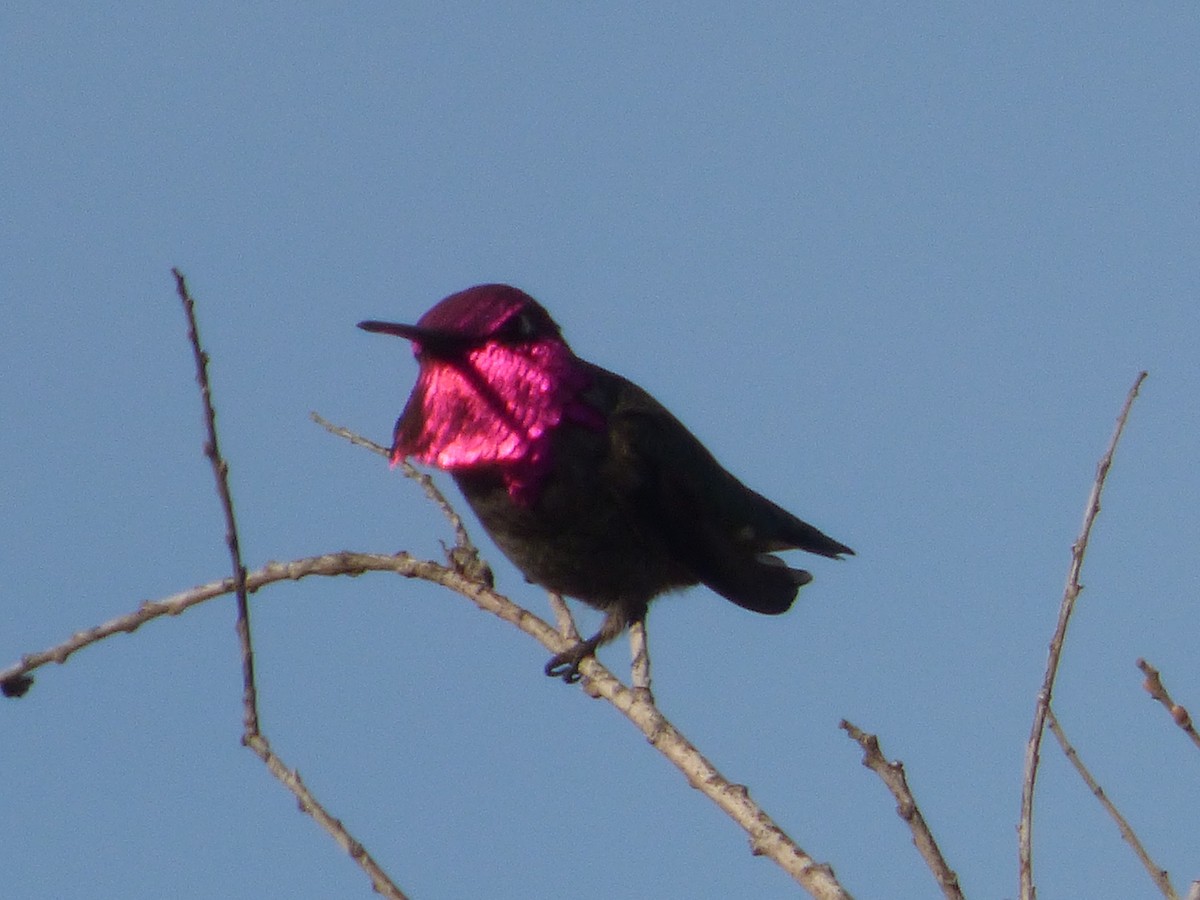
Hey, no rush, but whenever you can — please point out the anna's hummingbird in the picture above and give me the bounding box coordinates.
[360,284,853,683]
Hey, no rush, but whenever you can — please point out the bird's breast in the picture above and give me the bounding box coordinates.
[451,417,697,608]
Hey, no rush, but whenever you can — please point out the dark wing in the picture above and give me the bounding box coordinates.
[603,379,852,616]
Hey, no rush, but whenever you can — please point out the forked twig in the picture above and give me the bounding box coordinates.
[1045,707,1177,899]
[841,721,963,900]
[1018,371,1148,900]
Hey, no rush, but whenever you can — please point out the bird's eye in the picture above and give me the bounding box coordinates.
[499,311,537,342]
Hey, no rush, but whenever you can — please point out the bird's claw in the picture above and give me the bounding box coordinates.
[544,642,595,683]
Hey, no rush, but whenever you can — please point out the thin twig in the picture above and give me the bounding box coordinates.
[311,411,475,552]
[1018,370,1148,900]
[1137,659,1200,752]
[841,721,963,900]
[172,269,259,738]
[309,410,391,459]
[1045,707,1178,899]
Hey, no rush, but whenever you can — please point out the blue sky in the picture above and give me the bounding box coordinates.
[3,5,1198,898]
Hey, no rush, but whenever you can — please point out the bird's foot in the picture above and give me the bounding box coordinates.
[544,639,598,684]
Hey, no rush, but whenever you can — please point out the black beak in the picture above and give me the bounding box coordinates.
[358,320,474,355]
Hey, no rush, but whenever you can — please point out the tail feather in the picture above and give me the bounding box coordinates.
[779,516,855,559]
[702,555,812,616]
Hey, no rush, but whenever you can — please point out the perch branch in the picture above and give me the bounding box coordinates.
[2,547,852,899]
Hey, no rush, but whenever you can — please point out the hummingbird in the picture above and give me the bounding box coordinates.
[359,285,853,683]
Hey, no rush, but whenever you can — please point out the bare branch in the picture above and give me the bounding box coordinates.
[172,269,260,738]
[0,553,554,690]
[1018,370,1148,900]
[1045,707,1178,899]
[1137,659,1200,752]
[2,547,853,898]
[841,721,963,900]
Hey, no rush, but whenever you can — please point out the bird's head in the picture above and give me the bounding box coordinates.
[359,285,602,503]
[359,284,565,359]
